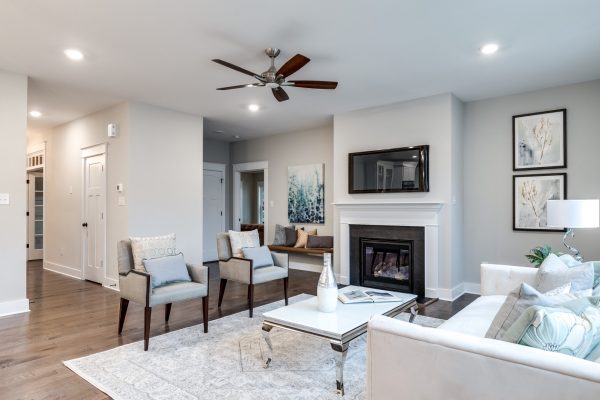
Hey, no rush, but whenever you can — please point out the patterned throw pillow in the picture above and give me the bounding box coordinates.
[294,229,317,248]
[503,296,600,359]
[485,282,573,340]
[130,233,177,271]
[228,230,260,258]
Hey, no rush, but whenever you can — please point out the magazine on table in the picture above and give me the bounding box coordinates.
[338,287,405,304]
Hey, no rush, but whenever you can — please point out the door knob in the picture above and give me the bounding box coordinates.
[82,222,88,227]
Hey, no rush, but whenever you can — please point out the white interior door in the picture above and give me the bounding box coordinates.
[83,154,106,284]
[27,172,44,260]
[203,169,224,261]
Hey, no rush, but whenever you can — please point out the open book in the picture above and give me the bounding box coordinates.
[338,287,406,304]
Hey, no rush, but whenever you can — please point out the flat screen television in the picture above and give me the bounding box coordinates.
[348,145,429,193]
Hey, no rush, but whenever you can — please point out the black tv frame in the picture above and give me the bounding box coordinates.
[348,145,429,193]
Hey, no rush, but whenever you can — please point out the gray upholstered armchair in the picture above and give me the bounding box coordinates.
[117,240,209,351]
[217,232,289,317]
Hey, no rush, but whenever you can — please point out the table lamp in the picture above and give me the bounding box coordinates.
[547,199,600,262]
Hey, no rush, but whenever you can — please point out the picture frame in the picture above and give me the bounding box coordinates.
[288,163,325,224]
[513,108,566,171]
[513,173,567,232]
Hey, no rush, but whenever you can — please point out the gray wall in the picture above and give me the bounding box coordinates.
[128,102,204,265]
[42,103,130,282]
[0,70,28,316]
[463,79,600,284]
[203,138,230,164]
[240,171,263,224]
[231,125,334,243]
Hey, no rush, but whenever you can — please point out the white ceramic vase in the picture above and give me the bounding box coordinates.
[317,253,338,312]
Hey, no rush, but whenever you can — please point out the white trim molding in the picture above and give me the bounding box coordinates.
[232,161,269,240]
[334,201,446,299]
[463,282,481,295]
[81,143,107,158]
[0,298,30,317]
[104,277,120,292]
[44,260,83,279]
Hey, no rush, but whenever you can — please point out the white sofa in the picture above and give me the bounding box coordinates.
[366,263,600,400]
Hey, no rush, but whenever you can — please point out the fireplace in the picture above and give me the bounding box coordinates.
[360,238,413,293]
[350,225,425,297]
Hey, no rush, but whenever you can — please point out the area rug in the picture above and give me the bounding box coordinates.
[64,295,444,400]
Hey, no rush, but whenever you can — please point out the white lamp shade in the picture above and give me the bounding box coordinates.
[547,199,600,228]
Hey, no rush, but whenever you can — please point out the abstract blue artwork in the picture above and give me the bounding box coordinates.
[288,163,325,224]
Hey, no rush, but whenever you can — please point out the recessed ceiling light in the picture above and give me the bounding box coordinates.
[29,110,42,118]
[64,48,84,61]
[480,43,499,55]
[248,104,260,112]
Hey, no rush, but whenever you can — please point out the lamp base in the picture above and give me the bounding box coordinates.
[563,228,584,262]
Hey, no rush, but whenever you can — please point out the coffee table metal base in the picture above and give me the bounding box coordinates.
[261,299,418,396]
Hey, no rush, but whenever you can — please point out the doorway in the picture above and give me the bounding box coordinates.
[203,162,226,262]
[26,143,45,261]
[233,161,268,242]
[81,145,107,285]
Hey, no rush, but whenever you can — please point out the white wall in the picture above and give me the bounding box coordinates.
[230,125,334,242]
[128,102,204,265]
[41,103,130,283]
[463,79,600,285]
[333,93,464,296]
[0,70,28,316]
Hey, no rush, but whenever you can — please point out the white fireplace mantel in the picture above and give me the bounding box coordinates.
[334,201,444,299]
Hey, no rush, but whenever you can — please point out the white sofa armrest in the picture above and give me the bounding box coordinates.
[367,315,600,400]
[480,263,537,296]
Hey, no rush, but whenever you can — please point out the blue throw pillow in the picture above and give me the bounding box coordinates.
[503,296,600,359]
[242,245,273,269]
[143,253,191,288]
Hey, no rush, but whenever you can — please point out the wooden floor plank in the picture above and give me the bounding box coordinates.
[0,261,474,399]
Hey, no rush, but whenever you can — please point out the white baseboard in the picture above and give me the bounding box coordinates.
[44,260,83,280]
[289,261,322,273]
[103,277,119,292]
[0,298,30,318]
[435,283,465,302]
[463,282,481,295]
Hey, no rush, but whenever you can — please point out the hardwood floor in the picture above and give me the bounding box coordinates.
[0,261,476,399]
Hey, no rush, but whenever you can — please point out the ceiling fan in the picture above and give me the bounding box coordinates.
[212,48,338,102]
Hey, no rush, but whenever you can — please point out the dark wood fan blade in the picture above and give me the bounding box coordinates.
[216,83,264,90]
[212,59,259,78]
[272,87,289,102]
[289,80,338,89]
[276,54,310,78]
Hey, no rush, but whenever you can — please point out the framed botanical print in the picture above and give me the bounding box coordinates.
[513,173,567,231]
[513,109,566,171]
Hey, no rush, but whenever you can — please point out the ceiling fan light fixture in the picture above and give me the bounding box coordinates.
[265,82,279,88]
[248,104,260,112]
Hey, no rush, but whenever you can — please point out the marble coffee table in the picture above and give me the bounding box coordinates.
[261,286,418,395]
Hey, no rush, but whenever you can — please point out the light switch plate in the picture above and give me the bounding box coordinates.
[118,196,127,206]
[0,193,9,205]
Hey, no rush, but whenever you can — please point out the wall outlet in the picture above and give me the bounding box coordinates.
[0,193,9,205]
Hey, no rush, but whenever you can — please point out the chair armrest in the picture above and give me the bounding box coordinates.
[118,270,150,306]
[271,252,289,269]
[186,263,209,285]
[218,257,252,284]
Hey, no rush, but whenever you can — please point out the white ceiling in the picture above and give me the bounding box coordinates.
[1,1,599,140]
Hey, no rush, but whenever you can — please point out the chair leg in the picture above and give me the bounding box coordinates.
[202,296,209,333]
[118,298,129,334]
[218,279,227,307]
[249,284,254,318]
[165,303,172,322]
[247,285,251,306]
[144,306,152,351]
[283,277,289,306]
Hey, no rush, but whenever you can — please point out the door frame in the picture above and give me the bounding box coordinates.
[26,142,46,262]
[232,161,268,240]
[81,143,107,284]
[203,162,227,233]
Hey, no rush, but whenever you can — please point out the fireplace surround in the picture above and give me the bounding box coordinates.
[350,225,425,297]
